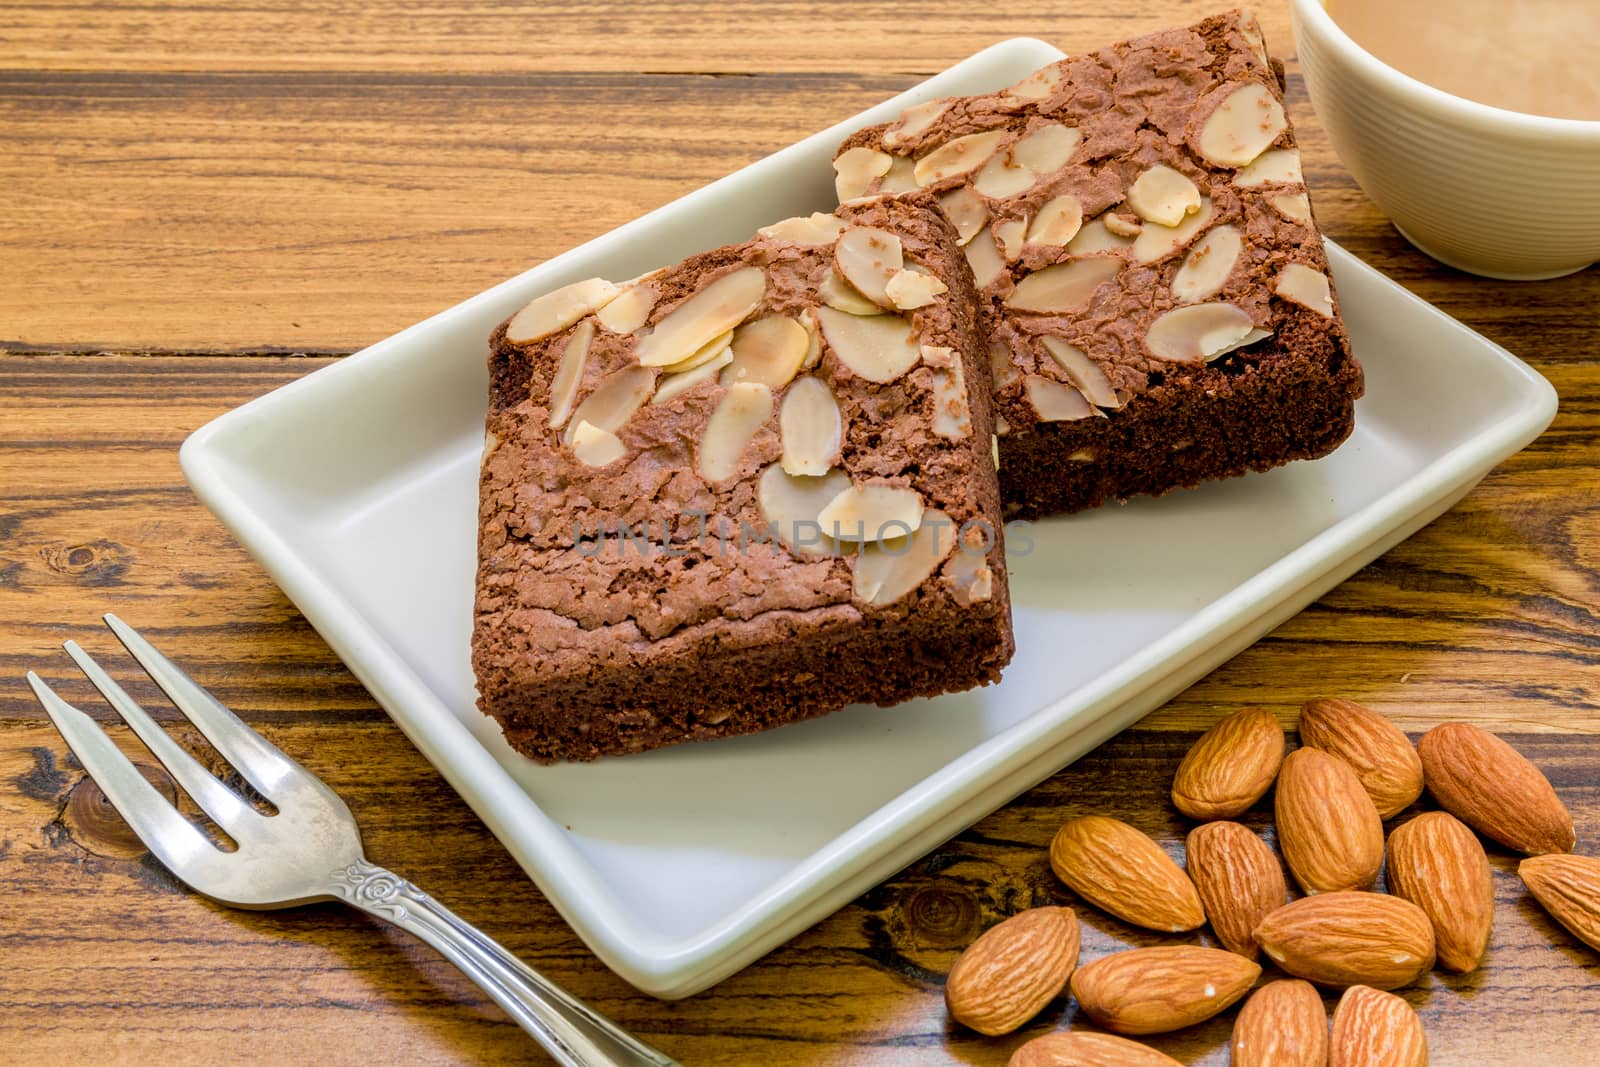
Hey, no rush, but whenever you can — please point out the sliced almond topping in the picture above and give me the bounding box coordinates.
[854,507,958,606]
[1011,123,1081,176]
[1275,263,1335,317]
[834,146,894,201]
[1025,374,1095,421]
[651,348,732,405]
[780,376,844,476]
[506,277,620,345]
[819,269,883,316]
[548,319,595,430]
[562,365,655,445]
[815,306,921,383]
[963,226,1008,289]
[1067,215,1136,255]
[914,131,1007,187]
[758,212,846,246]
[1006,257,1121,313]
[990,340,1019,388]
[758,465,852,556]
[1102,211,1143,237]
[697,381,773,483]
[1040,336,1120,409]
[663,328,733,374]
[835,226,905,308]
[1146,303,1269,362]
[722,315,809,389]
[1196,82,1287,168]
[594,282,658,334]
[1005,65,1062,101]
[942,537,993,606]
[1132,197,1214,264]
[1026,195,1084,246]
[939,186,989,245]
[921,345,972,440]
[819,483,924,542]
[1271,191,1313,225]
[1234,147,1303,187]
[636,267,766,367]
[1127,164,1202,227]
[799,308,823,369]
[973,152,1037,199]
[1171,224,1243,304]
[878,155,919,195]
[1237,10,1272,67]
[884,98,950,147]
[885,269,948,310]
[993,218,1026,261]
[569,420,626,468]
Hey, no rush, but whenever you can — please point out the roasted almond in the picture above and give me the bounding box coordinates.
[1231,979,1329,1067]
[1050,816,1205,932]
[1254,891,1436,990]
[1069,945,1260,1035]
[1171,705,1285,820]
[1417,723,1574,855]
[1008,1030,1182,1067]
[1519,853,1600,953]
[1276,747,1385,894]
[1386,811,1493,972]
[944,906,1081,1035]
[1299,697,1424,818]
[1329,985,1428,1067]
[1185,821,1288,959]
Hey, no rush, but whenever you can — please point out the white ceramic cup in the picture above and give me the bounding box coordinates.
[1292,0,1600,279]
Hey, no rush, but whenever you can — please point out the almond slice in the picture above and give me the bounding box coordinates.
[938,186,989,245]
[562,365,655,444]
[1068,215,1137,255]
[833,146,893,201]
[1127,164,1202,227]
[722,315,809,389]
[758,465,852,556]
[1275,263,1335,317]
[1103,211,1143,237]
[878,155,919,195]
[1234,147,1303,187]
[884,269,947,310]
[506,277,620,345]
[1026,195,1084,246]
[884,97,949,147]
[1132,197,1214,264]
[1012,122,1080,175]
[757,212,846,246]
[662,328,733,374]
[1025,375,1094,421]
[815,306,921,383]
[1039,336,1119,408]
[548,319,595,430]
[963,226,1007,289]
[853,507,956,605]
[835,226,905,308]
[651,348,732,406]
[1006,257,1121,313]
[636,267,766,367]
[1196,82,1287,168]
[819,269,882,316]
[992,218,1026,261]
[1004,65,1061,101]
[1171,225,1243,304]
[818,483,924,541]
[568,420,626,468]
[1272,192,1313,225]
[594,281,658,334]
[779,375,843,476]
[990,340,1019,388]
[921,345,971,440]
[914,130,1007,186]
[798,308,822,369]
[697,381,772,483]
[1146,303,1266,363]
[973,152,1036,199]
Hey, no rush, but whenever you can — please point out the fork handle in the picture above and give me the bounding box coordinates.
[330,859,679,1067]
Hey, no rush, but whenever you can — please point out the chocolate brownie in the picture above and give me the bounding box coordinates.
[474,197,1013,762]
[834,9,1363,518]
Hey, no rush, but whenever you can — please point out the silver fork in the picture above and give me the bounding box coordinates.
[26,614,678,1067]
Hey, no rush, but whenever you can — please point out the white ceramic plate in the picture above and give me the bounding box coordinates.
[181,38,1557,998]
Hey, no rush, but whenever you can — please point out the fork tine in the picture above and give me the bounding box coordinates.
[27,671,219,872]
[64,640,255,834]
[102,614,298,798]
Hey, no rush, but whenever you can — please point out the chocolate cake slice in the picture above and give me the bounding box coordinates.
[833,8,1363,518]
[474,196,1013,762]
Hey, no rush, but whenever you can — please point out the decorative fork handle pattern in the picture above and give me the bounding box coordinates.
[330,859,678,1067]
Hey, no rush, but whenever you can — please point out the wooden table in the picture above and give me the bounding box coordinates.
[5,2,1598,1062]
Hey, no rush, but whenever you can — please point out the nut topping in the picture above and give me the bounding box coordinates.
[818,483,925,541]
[1006,257,1121,313]
[990,340,1019,388]
[779,375,843,476]
[1146,303,1268,363]
[878,155,919,195]
[884,97,949,147]
[548,319,595,430]
[636,266,767,367]
[1026,195,1084,246]
[757,212,847,246]
[1195,81,1287,168]
[1004,65,1062,101]
[993,218,1026,261]
[651,348,732,405]
[963,226,1007,289]
[568,420,626,468]
[1132,196,1214,264]
[1068,215,1137,255]
[835,226,905,308]
[506,277,621,345]
[1040,336,1120,409]
[697,381,773,483]
[941,535,993,605]
[884,269,948,309]
[833,146,894,201]
[1234,147,1303,187]
[595,282,658,334]
[722,314,809,389]
[815,306,922,383]
[1274,263,1334,317]
[758,465,850,556]
[1127,164,1202,227]
[1011,122,1081,175]
[819,269,883,316]
[914,130,1008,186]
[938,186,989,245]
[974,153,1036,199]
[853,507,957,606]
[1025,375,1094,421]
[1271,192,1313,225]
[1102,211,1144,237]
[663,329,733,374]
[562,365,655,445]
[922,345,972,440]
[1171,225,1243,304]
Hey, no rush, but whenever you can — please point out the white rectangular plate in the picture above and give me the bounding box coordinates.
[181,38,1557,998]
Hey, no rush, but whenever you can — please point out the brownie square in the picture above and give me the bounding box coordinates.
[833,8,1364,518]
[474,196,1013,762]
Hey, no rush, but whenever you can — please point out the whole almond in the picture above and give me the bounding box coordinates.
[1276,747,1385,893]
[1416,722,1574,855]
[1329,985,1428,1067]
[1299,698,1424,818]
[1050,816,1205,932]
[1171,706,1286,820]
[1185,821,1288,959]
[1519,853,1600,953]
[1254,891,1436,990]
[1386,811,1493,972]
[1231,979,1329,1067]
[944,906,1081,1035]
[1008,1030,1182,1067]
[1068,945,1260,1035]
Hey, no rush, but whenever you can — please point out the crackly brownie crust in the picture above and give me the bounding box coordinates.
[834,9,1363,517]
[475,196,1013,762]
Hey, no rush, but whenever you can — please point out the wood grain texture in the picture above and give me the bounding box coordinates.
[6,0,1600,1063]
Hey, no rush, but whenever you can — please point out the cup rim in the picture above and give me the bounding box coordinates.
[1292,0,1600,140]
